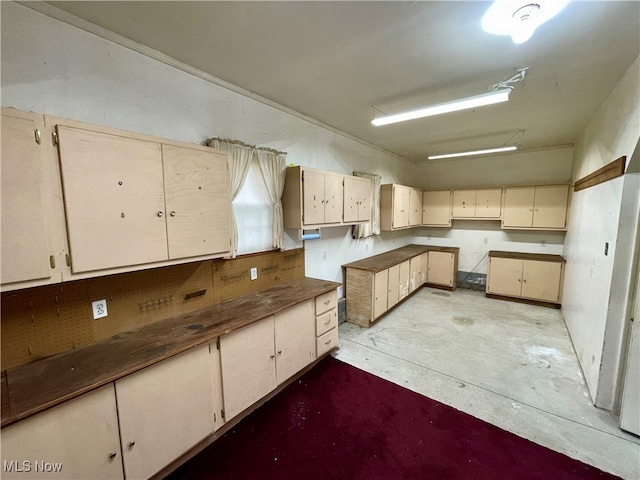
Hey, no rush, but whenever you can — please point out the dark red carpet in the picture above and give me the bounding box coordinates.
[165,356,619,480]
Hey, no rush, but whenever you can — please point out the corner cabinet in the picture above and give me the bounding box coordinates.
[502,185,570,230]
[282,166,370,229]
[486,251,565,305]
[344,245,459,327]
[56,124,231,274]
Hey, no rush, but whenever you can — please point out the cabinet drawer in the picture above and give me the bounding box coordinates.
[316,327,339,357]
[316,308,337,336]
[315,290,337,315]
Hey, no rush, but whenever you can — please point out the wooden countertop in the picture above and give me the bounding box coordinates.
[1,277,340,428]
[342,244,459,273]
[488,251,566,263]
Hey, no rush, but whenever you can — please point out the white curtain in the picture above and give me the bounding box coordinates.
[352,172,381,239]
[208,139,254,257]
[256,149,287,250]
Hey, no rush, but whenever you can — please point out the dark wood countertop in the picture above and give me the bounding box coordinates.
[488,251,566,263]
[342,244,459,273]
[1,277,340,428]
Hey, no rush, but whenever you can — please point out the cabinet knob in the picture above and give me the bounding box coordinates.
[109,452,117,460]
[270,354,275,359]
[170,211,176,217]
[277,350,282,356]
[157,211,163,218]
[129,440,136,448]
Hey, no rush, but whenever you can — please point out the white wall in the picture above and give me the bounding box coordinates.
[562,55,640,410]
[0,2,414,289]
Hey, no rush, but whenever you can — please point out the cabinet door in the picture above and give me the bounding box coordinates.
[1,385,123,480]
[324,174,344,223]
[532,185,569,229]
[419,252,429,285]
[57,126,168,273]
[1,112,51,284]
[422,190,451,226]
[387,264,400,308]
[409,255,422,292]
[274,300,316,384]
[303,170,325,225]
[220,317,277,421]
[343,176,361,223]
[162,144,231,259]
[373,269,389,319]
[502,187,535,227]
[393,186,410,228]
[409,188,423,226]
[116,344,216,480]
[427,251,455,287]
[357,177,372,222]
[487,257,523,297]
[521,260,563,302]
[475,188,502,218]
[451,190,476,218]
[399,260,411,300]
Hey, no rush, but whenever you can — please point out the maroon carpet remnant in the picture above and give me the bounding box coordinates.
[166,356,621,480]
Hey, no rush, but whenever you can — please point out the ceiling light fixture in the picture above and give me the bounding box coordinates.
[428,146,517,160]
[371,89,511,127]
[482,1,570,44]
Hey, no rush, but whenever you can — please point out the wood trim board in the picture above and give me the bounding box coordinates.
[574,156,626,192]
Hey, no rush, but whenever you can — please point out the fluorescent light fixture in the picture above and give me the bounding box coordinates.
[482,1,570,44]
[371,89,510,127]
[428,146,517,160]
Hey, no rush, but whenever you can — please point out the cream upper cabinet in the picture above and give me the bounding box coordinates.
[344,176,371,223]
[487,252,565,304]
[162,144,231,258]
[502,185,570,230]
[115,344,217,480]
[452,188,502,219]
[422,190,452,227]
[1,110,54,288]
[381,184,418,230]
[1,385,123,480]
[56,124,231,274]
[302,170,343,225]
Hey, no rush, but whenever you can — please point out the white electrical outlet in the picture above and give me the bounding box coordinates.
[250,267,258,280]
[92,299,108,320]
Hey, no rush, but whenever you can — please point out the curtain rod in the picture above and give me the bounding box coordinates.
[207,137,287,156]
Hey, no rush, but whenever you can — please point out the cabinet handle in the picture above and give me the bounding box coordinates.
[324,340,332,345]
[518,279,521,282]
[324,300,330,305]
[170,211,176,217]
[270,354,275,359]
[109,452,117,460]
[324,319,331,325]
[277,350,282,356]
[157,211,163,218]
[128,440,136,448]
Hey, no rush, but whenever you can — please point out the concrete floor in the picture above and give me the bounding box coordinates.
[334,287,640,479]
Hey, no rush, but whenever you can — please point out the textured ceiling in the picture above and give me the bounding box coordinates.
[48,1,640,162]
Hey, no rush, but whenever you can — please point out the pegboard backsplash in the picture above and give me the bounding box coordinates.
[1,248,305,369]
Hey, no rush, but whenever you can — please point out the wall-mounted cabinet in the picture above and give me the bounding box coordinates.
[344,245,459,327]
[451,188,502,219]
[57,125,231,274]
[282,166,370,229]
[380,184,422,230]
[422,190,452,227]
[486,251,565,305]
[502,185,570,230]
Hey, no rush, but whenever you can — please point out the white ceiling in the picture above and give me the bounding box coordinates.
[47,1,640,162]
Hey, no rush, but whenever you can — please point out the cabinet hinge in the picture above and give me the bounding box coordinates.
[34,129,41,145]
[65,253,71,267]
[216,337,220,350]
[49,255,56,269]
[221,409,225,421]
[52,131,59,146]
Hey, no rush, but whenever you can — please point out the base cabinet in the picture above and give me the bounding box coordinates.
[1,385,123,480]
[427,251,457,288]
[487,252,565,304]
[115,344,219,480]
[220,300,316,421]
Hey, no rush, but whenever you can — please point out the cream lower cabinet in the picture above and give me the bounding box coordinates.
[220,300,316,421]
[410,253,429,292]
[387,263,400,308]
[1,385,123,480]
[427,251,457,288]
[315,290,339,356]
[487,252,565,304]
[115,344,220,480]
[398,260,411,300]
[373,269,389,320]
